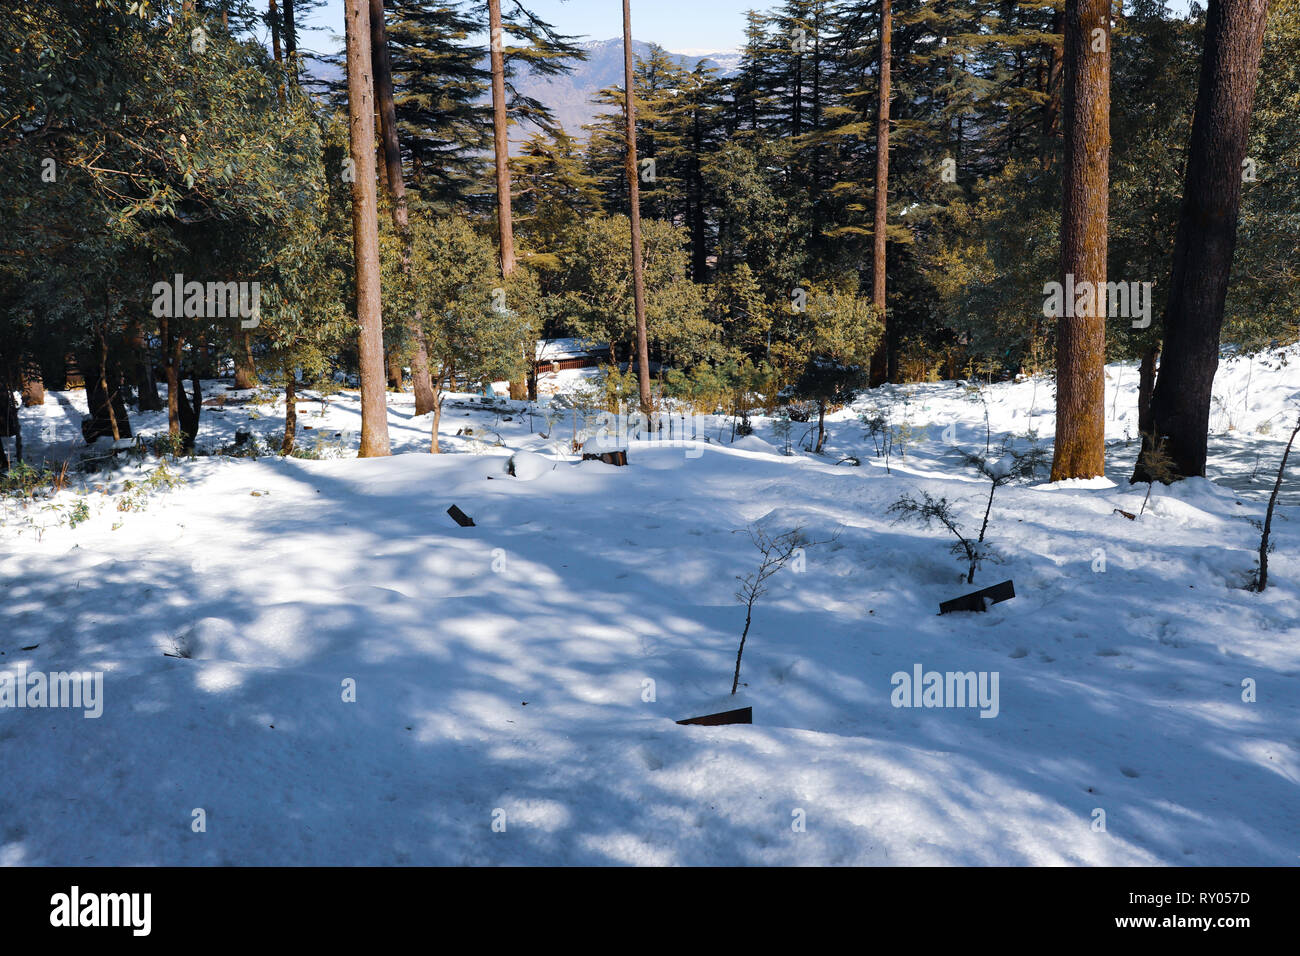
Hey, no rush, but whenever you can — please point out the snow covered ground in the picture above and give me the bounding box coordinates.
[1,347,1297,865]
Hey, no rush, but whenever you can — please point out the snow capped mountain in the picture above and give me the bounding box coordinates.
[510,38,740,138]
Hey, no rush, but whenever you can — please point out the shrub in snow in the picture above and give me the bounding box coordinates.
[889,438,1046,584]
[1134,431,1177,516]
[772,411,793,455]
[888,491,993,585]
[793,357,868,454]
[731,526,806,695]
[859,406,892,462]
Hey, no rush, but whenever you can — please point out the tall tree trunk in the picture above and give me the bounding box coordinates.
[282,376,297,455]
[344,0,392,457]
[1137,345,1159,439]
[234,329,257,390]
[623,0,653,417]
[387,350,403,391]
[82,316,132,444]
[130,320,162,411]
[283,0,298,83]
[161,315,181,437]
[487,0,516,280]
[0,382,15,471]
[869,0,891,387]
[1050,0,1110,481]
[0,378,18,439]
[1136,0,1269,481]
[1042,10,1064,169]
[371,0,406,234]
[269,0,285,100]
[269,0,282,61]
[370,0,436,416]
[689,103,707,281]
[20,359,44,407]
[175,366,202,450]
[411,335,436,414]
[487,0,528,402]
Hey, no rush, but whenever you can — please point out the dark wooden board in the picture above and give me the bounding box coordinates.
[446,505,476,527]
[676,706,753,726]
[939,579,1015,614]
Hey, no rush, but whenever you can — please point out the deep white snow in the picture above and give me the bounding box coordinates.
[0,347,1297,865]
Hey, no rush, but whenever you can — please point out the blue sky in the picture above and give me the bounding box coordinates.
[301,1,1200,58]
[305,0,761,55]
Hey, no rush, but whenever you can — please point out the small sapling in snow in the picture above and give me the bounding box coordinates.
[730,524,831,695]
[888,438,1046,584]
[1250,411,1300,592]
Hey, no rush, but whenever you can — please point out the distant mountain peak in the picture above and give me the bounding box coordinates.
[511,38,740,138]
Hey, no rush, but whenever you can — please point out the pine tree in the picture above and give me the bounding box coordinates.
[510,128,605,274]
[1050,0,1110,481]
[344,0,392,456]
[1139,0,1270,480]
[383,0,489,209]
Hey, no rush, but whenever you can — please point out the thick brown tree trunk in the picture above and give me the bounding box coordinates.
[269,0,284,100]
[175,367,202,450]
[283,0,297,83]
[488,0,516,280]
[1137,345,1159,439]
[269,0,282,62]
[81,319,132,444]
[387,350,403,391]
[234,329,257,390]
[129,321,162,411]
[371,0,406,234]
[1136,0,1269,481]
[282,376,297,455]
[623,0,653,417]
[1050,0,1110,481]
[487,0,529,402]
[20,359,44,406]
[81,368,132,444]
[869,0,891,388]
[369,0,436,416]
[344,0,392,457]
[161,315,181,437]
[411,336,436,414]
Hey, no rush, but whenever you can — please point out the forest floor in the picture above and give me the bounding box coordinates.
[1,348,1297,865]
